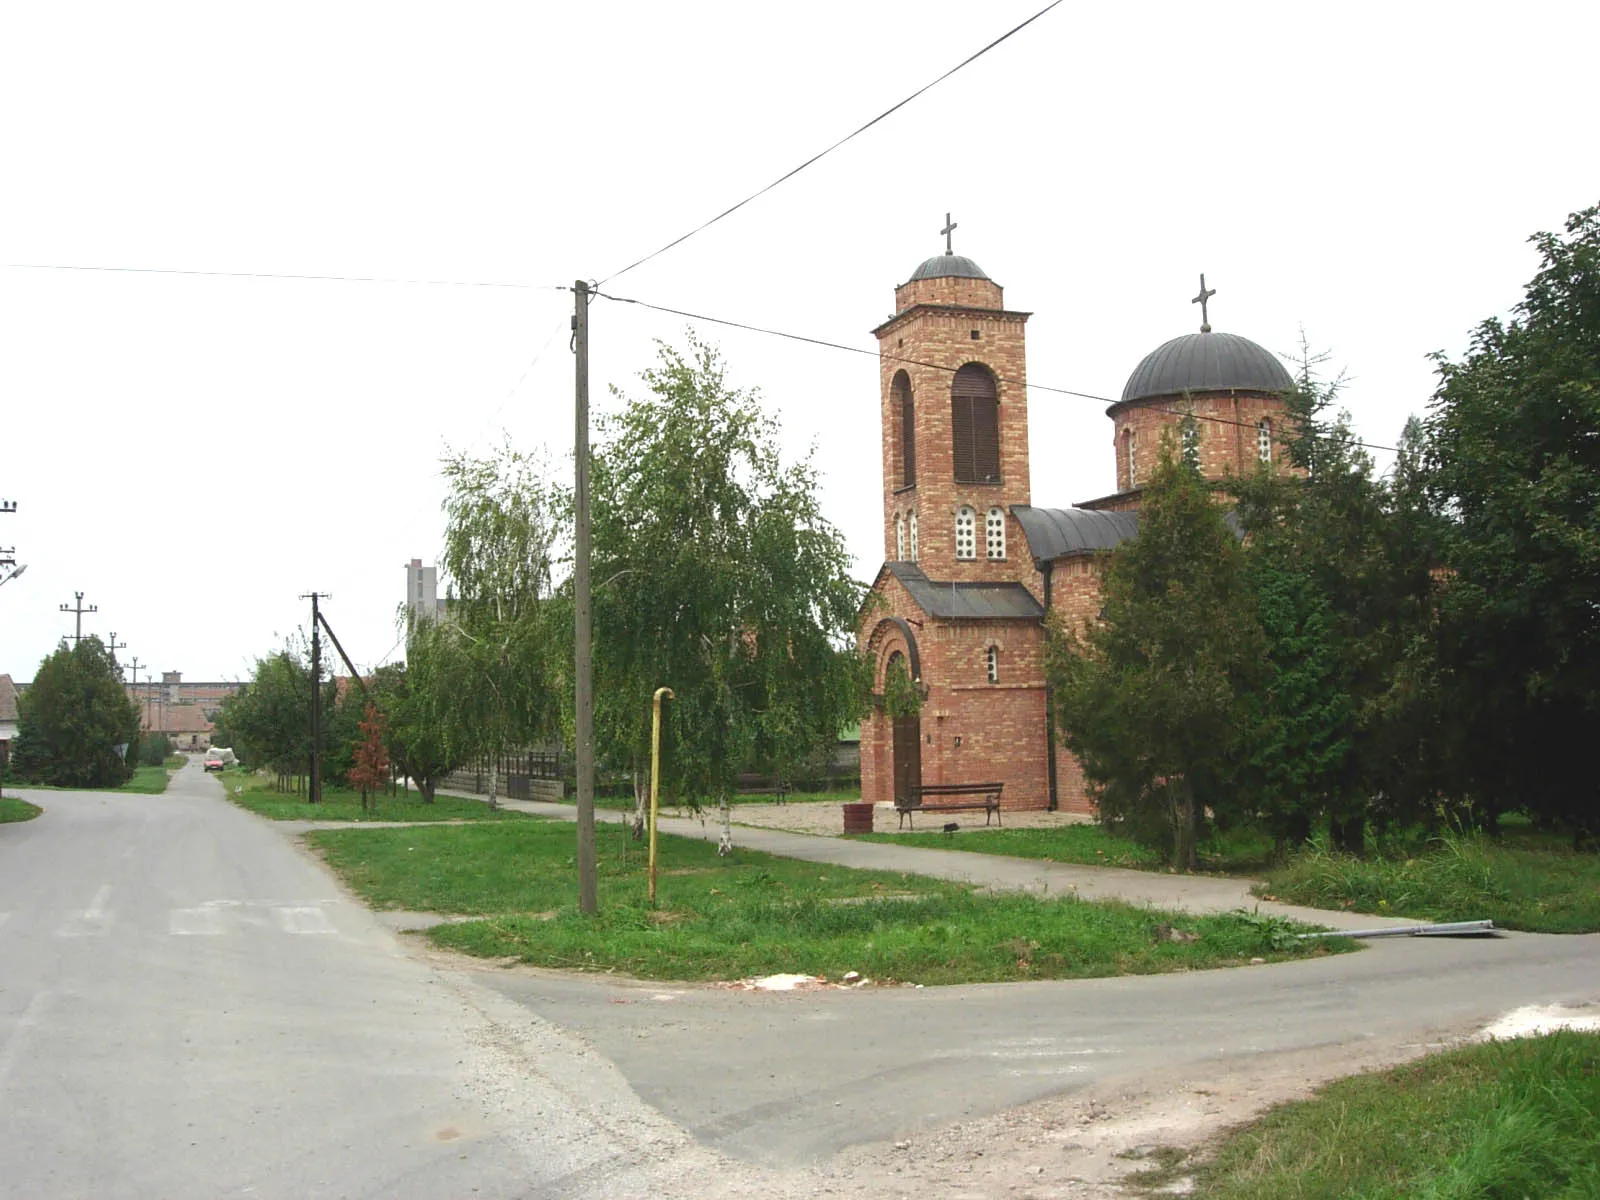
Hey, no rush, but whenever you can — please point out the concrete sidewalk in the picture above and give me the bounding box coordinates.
[438,790,1416,932]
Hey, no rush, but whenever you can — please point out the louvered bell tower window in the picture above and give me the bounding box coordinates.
[893,370,915,487]
[1258,418,1273,462]
[951,364,999,483]
[895,514,906,560]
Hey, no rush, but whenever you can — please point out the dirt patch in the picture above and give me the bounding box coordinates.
[810,1036,1454,1198]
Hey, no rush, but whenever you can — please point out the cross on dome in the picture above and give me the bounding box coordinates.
[1192,273,1216,333]
[941,213,958,255]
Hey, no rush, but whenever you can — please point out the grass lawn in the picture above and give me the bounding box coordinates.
[0,796,43,823]
[10,764,171,794]
[307,819,1350,985]
[1129,1031,1600,1198]
[224,770,531,822]
[1257,828,1600,934]
[856,822,1276,874]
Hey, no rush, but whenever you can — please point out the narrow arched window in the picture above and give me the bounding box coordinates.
[951,364,999,483]
[893,371,915,487]
[955,506,977,560]
[908,511,919,562]
[985,507,1005,559]
[895,513,906,560]
[1258,418,1273,463]
[986,645,999,684]
[1126,428,1139,487]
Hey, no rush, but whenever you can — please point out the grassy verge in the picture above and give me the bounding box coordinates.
[224,770,530,822]
[1129,1031,1600,1198]
[1257,830,1600,933]
[9,764,171,794]
[856,822,1276,874]
[0,796,43,823]
[308,819,1350,984]
[165,755,188,769]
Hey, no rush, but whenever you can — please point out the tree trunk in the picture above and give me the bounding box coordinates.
[1330,815,1366,856]
[418,777,436,804]
[487,756,499,810]
[1169,779,1198,872]
[631,766,647,841]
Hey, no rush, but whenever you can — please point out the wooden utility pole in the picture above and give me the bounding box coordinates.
[573,280,598,914]
[60,591,98,645]
[301,592,327,803]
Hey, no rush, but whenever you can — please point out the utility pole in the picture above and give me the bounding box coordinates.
[300,592,327,803]
[107,631,126,669]
[127,657,146,730]
[572,280,598,915]
[60,591,98,645]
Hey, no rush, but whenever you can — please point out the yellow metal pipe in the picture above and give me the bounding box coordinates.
[649,686,674,906]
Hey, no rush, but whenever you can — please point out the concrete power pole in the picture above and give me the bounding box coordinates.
[300,592,327,804]
[127,657,146,730]
[572,280,598,915]
[60,591,98,645]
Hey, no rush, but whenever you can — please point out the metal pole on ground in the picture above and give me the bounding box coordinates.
[648,686,674,906]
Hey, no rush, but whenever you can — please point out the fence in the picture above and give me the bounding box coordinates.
[442,747,565,801]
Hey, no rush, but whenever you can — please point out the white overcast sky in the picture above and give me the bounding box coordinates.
[3,0,1596,682]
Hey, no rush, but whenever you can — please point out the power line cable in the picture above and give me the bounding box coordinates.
[596,0,1065,285]
[589,286,1402,456]
[7,262,560,290]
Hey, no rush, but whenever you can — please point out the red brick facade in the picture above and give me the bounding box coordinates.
[858,249,1292,816]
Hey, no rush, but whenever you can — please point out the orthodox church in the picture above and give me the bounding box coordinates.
[857,229,1294,814]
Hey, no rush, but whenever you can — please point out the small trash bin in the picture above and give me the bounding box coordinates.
[842,802,874,834]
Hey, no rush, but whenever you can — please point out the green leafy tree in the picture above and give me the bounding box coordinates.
[12,637,141,787]
[583,335,868,834]
[1422,202,1600,840]
[1047,441,1265,869]
[218,645,334,792]
[435,441,563,807]
[1232,347,1438,852]
[138,732,176,767]
[376,630,464,804]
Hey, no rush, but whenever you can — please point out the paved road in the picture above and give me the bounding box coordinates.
[0,763,778,1200]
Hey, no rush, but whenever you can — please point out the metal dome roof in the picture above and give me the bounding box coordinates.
[1120,331,1293,404]
[906,253,991,283]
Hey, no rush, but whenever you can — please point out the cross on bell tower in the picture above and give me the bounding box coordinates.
[941,213,958,255]
[1192,273,1216,333]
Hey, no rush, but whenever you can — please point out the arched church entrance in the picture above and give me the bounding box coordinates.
[885,651,922,807]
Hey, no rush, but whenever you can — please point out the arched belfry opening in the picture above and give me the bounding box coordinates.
[893,370,915,487]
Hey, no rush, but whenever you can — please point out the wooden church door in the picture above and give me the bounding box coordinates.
[892,715,922,805]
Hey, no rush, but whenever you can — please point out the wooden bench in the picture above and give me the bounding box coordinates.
[735,773,789,805]
[895,782,1004,830]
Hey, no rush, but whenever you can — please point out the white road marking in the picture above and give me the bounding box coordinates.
[56,884,114,937]
[0,990,51,1088]
[169,907,227,936]
[274,906,335,935]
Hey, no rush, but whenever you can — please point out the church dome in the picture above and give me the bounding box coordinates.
[906,253,990,283]
[1120,331,1293,404]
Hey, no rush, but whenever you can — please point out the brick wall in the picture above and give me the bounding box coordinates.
[1110,390,1293,492]
[860,573,1051,811]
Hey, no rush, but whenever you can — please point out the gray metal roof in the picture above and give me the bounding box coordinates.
[907,253,991,283]
[1011,506,1140,563]
[1120,331,1293,404]
[885,562,1044,621]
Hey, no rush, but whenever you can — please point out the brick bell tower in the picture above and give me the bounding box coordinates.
[872,217,1032,584]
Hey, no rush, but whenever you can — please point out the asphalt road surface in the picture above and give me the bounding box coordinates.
[0,762,776,1199]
